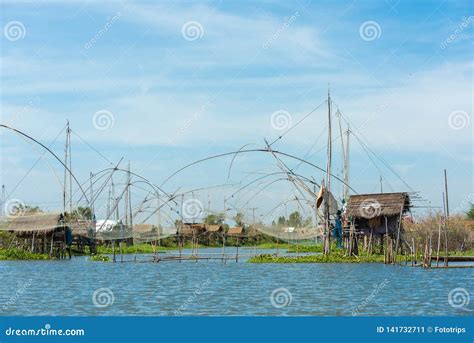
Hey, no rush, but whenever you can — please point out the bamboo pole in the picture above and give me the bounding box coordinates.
[31,232,35,253]
[221,233,225,263]
[49,232,54,257]
[236,237,239,262]
[276,234,279,257]
[436,218,441,267]
[367,230,373,257]
[393,205,404,265]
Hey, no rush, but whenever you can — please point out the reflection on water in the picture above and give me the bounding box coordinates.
[0,248,472,316]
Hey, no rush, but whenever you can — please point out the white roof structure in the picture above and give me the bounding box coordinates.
[95,219,118,232]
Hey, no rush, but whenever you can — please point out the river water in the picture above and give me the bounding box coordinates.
[0,248,472,316]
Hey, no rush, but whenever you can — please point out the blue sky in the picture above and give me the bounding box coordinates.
[0,0,472,225]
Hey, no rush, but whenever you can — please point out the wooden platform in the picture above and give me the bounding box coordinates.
[430,256,474,262]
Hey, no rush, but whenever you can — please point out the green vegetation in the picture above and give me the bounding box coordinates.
[89,254,110,262]
[272,211,312,228]
[204,213,225,225]
[248,251,388,263]
[0,248,50,260]
[467,204,474,220]
[287,244,323,253]
[450,247,474,256]
[65,206,93,221]
[96,243,171,254]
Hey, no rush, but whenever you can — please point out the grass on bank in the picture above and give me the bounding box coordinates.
[89,254,110,262]
[248,251,392,263]
[1,242,472,261]
[0,248,50,260]
[96,243,171,254]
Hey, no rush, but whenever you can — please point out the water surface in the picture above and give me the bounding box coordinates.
[0,248,472,316]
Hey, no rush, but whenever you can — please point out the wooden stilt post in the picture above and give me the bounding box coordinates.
[393,205,403,265]
[368,230,373,256]
[236,237,239,263]
[31,232,35,253]
[49,232,54,257]
[429,234,433,268]
[443,172,449,267]
[276,234,279,257]
[436,217,441,267]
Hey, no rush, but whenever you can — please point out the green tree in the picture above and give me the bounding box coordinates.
[277,216,287,227]
[467,203,474,220]
[65,207,93,221]
[204,213,225,225]
[233,212,244,226]
[288,211,302,227]
[76,207,93,220]
[13,204,41,215]
[302,217,312,227]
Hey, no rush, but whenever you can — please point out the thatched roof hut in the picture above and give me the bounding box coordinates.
[181,223,206,236]
[133,223,154,233]
[2,213,64,235]
[132,223,161,242]
[346,192,411,218]
[346,192,411,235]
[68,220,93,236]
[227,227,243,236]
[205,224,223,233]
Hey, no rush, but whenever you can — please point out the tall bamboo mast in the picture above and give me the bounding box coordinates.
[89,172,94,215]
[128,162,133,233]
[63,121,69,213]
[68,123,72,214]
[324,88,332,254]
[343,125,350,202]
[1,185,5,219]
[443,170,450,266]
